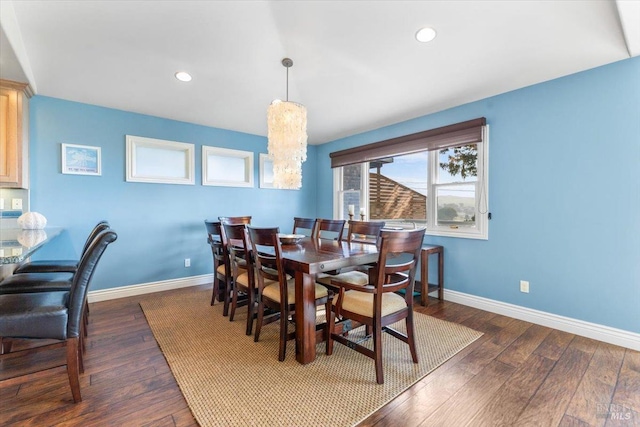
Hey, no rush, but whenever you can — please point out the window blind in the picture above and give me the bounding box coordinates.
[330,117,486,168]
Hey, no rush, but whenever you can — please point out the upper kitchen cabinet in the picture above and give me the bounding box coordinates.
[0,79,31,188]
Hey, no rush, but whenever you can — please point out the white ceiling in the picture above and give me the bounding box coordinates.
[1,1,638,145]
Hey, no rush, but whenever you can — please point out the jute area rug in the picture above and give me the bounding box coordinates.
[140,287,482,427]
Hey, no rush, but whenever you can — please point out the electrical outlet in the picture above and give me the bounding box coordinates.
[184,258,191,267]
[520,280,530,293]
[11,198,23,210]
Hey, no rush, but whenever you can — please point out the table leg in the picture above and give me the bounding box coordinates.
[294,270,317,364]
[438,250,444,301]
[420,250,429,306]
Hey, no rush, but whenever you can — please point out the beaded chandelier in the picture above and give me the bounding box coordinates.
[267,58,307,189]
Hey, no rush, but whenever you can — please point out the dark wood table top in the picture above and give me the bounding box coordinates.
[281,237,379,275]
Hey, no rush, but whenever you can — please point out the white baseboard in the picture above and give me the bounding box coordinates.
[88,274,212,303]
[443,289,640,352]
[88,276,639,351]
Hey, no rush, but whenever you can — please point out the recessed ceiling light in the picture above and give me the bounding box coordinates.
[175,71,192,82]
[415,27,437,43]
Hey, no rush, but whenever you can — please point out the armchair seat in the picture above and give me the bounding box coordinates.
[262,279,329,302]
[317,270,369,287]
[336,290,406,318]
[0,272,74,294]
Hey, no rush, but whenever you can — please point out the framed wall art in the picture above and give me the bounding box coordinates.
[61,143,102,176]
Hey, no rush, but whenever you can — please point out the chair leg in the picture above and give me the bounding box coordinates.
[229,283,238,322]
[254,297,265,342]
[278,307,288,361]
[78,334,85,374]
[245,290,254,336]
[66,337,82,403]
[326,302,335,355]
[210,276,218,306]
[223,279,231,317]
[406,312,418,363]
[374,323,384,384]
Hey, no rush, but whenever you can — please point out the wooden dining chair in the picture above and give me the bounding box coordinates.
[292,217,316,236]
[222,223,255,335]
[204,220,230,310]
[317,220,386,287]
[248,226,333,361]
[326,228,425,384]
[313,218,346,241]
[217,216,251,315]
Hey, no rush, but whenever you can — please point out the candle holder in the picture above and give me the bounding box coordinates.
[348,213,354,221]
[360,213,365,221]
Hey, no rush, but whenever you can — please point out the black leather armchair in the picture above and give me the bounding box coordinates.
[0,229,117,403]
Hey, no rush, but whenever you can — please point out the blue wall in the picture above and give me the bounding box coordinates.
[29,97,318,291]
[317,57,640,334]
[29,57,639,334]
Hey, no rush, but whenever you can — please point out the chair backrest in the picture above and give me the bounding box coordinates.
[219,216,252,225]
[204,220,225,264]
[345,220,386,245]
[313,219,346,241]
[292,217,316,236]
[372,228,425,299]
[222,223,253,277]
[247,226,288,302]
[68,229,118,338]
[80,220,110,256]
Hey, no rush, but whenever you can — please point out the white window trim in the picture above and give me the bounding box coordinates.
[427,126,489,240]
[333,126,489,240]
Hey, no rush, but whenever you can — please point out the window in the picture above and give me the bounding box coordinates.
[332,119,488,239]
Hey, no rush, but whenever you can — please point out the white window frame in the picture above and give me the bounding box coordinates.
[202,146,254,188]
[333,126,489,240]
[126,135,195,185]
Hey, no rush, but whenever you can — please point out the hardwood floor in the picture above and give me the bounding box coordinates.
[1,285,638,426]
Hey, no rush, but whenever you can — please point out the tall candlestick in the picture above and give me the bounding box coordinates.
[348,204,355,215]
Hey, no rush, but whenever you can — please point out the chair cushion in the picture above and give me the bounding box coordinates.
[0,272,74,294]
[13,260,78,274]
[334,290,407,318]
[234,268,251,287]
[263,279,329,303]
[317,271,369,287]
[216,264,226,275]
[0,291,70,340]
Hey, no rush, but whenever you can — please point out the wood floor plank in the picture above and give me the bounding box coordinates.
[417,360,516,426]
[496,323,552,368]
[604,350,640,426]
[515,336,597,426]
[467,353,556,426]
[367,366,475,427]
[565,342,627,426]
[534,328,576,360]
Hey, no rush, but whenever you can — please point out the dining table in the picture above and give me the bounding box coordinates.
[280,236,379,364]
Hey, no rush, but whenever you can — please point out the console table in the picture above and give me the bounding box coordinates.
[420,245,444,306]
